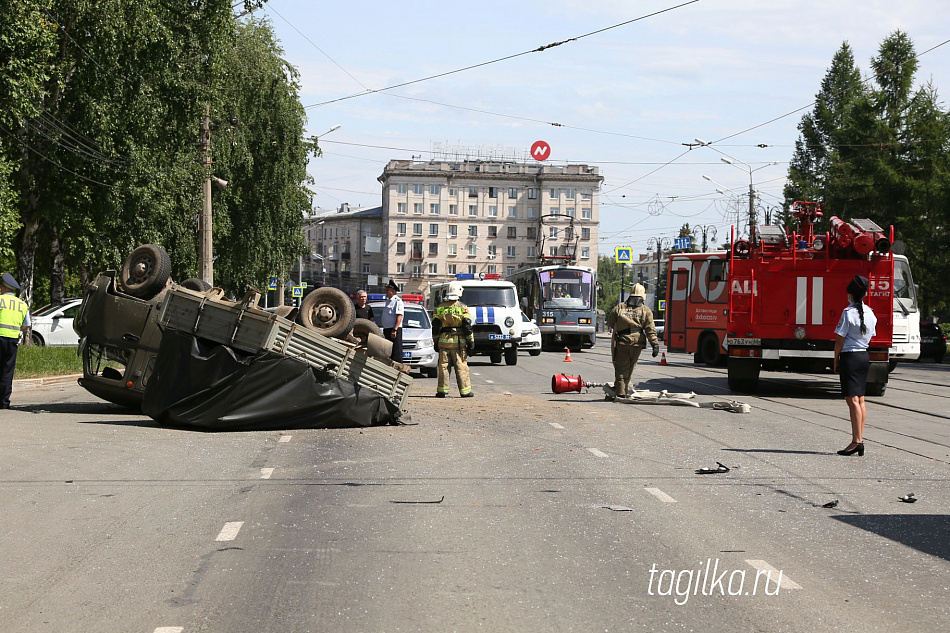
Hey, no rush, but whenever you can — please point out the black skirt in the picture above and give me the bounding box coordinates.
[838,350,870,397]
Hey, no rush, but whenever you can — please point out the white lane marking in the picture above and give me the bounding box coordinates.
[484,379,494,384]
[549,422,565,429]
[260,468,275,479]
[587,448,609,458]
[472,372,481,376]
[279,435,292,443]
[215,521,244,542]
[745,559,802,590]
[645,487,677,503]
[154,628,184,633]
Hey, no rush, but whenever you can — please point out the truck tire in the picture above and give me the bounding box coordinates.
[504,346,518,365]
[699,333,723,367]
[180,278,212,292]
[352,318,382,344]
[489,352,502,364]
[121,244,172,299]
[866,381,886,397]
[727,357,760,393]
[298,287,355,339]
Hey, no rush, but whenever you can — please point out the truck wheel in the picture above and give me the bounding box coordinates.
[180,278,212,292]
[490,352,502,364]
[727,357,760,393]
[121,244,172,299]
[699,333,723,367]
[504,346,518,365]
[887,360,898,373]
[299,287,355,338]
[352,318,382,345]
[866,381,886,397]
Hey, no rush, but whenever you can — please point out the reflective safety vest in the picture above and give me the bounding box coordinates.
[434,300,474,347]
[0,293,28,339]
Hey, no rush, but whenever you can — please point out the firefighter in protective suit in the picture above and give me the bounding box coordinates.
[605,283,660,400]
[432,282,475,398]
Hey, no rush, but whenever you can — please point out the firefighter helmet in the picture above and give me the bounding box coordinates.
[630,283,646,298]
[445,281,464,301]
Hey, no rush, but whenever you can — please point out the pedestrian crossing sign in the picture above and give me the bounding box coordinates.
[268,276,278,290]
[292,286,303,298]
[615,247,632,263]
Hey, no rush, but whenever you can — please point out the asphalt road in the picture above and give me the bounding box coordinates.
[0,344,947,632]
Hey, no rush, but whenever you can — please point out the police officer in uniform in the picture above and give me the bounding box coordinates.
[0,273,30,409]
[380,279,404,364]
[604,283,659,400]
[432,281,475,398]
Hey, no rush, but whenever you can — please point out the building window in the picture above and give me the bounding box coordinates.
[507,206,517,218]
[412,242,423,258]
[412,263,422,276]
[429,223,439,236]
[396,241,406,255]
[507,226,517,239]
[363,264,371,274]
[508,187,518,199]
[397,262,406,273]
[397,183,407,194]
[468,204,478,216]
[581,191,592,201]
[487,264,496,274]
[468,225,477,237]
[413,223,423,236]
[397,202,407,214]
[549,246,559,256]
[449,204,458,215]
[429,242,439,255]
[448,224,458,237]
[448,243,457,256]
[488,205,497,217]
[488,186,498,198]
[428,263,438,275]
[413,203,423,214]
[506,246,516,257]
[549,188,558,199]
[566,207,575,218]
[487,244,497,257]
[413,184,424,195]
[468,186,478,198]
[430,203,440,215]
[488,225,498,238]
[549,207,559,216]
[549,227,558,238]
[582,207,592,219]
[581,247,590,259]
[526,227,536,239]
[468,244,477,257]
[528,206,537,218]
[565,227,574,240]
[468,264,477,274]
[449,187,458,197]
[430,185,440,195]
[581,227,591,240]
[527,246,537,257]
[396,222,406,236]
[506,266,515,277]
[565,188,575,199]
[448,264,457,275]
[528,188,538,199]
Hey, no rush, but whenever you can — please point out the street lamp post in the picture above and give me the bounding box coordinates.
[692,224,718,252]
[646,236,671,313]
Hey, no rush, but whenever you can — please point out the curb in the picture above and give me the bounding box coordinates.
[13,374,83,390]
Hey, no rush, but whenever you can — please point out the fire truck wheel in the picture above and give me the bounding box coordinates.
[504,346,518,365]
[299,287,356,338]
[866,381,886,397]
[121,244,172,299]
[727,358,760,393]
[887,360,898,373]
[699,334,723,367]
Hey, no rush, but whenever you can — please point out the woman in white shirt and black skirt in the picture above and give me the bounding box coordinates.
[833,275,877,456]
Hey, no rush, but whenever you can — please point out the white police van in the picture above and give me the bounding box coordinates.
[429,274,523,365]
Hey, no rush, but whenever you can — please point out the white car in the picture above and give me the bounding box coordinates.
[370,300,438,377]
[30,298,83,346]
[519,312,542,356]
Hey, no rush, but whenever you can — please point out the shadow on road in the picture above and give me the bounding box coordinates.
[832,514,950,562]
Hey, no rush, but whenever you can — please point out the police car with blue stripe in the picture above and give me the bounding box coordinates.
[429,274,523,365]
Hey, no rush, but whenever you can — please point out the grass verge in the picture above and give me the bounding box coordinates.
[14,345,83,379]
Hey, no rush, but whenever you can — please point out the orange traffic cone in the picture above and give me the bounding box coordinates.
[659,352,668,366]
[563,348,573,362]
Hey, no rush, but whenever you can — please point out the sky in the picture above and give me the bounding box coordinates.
[250,0,950,257]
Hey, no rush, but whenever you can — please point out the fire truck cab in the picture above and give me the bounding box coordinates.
[666,202,893,395]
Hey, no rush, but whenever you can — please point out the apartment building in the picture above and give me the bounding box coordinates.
[304,203,386,291]
[378,158,602,294]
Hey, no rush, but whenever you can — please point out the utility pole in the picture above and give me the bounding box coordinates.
[647,236,671,313]
[199,104,213,286]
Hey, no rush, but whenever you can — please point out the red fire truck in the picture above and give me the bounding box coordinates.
[665,202,894,395]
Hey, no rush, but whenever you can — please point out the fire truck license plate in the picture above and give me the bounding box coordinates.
[489,334,511,340]
[727,337,761,346]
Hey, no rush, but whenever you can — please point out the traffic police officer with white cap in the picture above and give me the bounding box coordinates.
[0,273,30,408]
